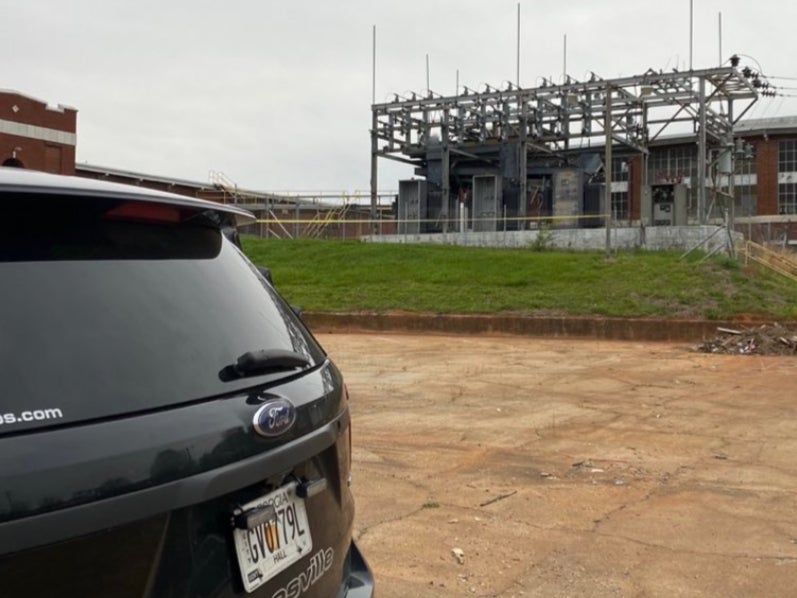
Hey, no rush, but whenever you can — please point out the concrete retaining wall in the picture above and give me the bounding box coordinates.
[364,225,741,253]
[305,312,768,343]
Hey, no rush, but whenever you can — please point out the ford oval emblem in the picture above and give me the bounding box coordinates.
[253,398,297,438]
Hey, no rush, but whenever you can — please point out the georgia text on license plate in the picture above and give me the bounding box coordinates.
[233,482,313,593]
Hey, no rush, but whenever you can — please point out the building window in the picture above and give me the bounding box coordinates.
[778,140,797,214]
[648,146,695,185]
[611,191,629,221]
[611,158,629,221]
[778,140,797,172]
[779,182,797,215]
[611,158,629,182]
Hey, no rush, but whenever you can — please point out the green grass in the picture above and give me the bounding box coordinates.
[241,238,797,320]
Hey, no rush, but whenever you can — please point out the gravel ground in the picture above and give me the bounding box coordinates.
[320,333,797,598]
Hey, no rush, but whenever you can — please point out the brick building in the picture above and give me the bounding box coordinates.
[0,90,77,174]
[735,117,797,216]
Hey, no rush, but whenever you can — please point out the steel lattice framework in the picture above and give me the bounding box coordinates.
[369,65,760,227]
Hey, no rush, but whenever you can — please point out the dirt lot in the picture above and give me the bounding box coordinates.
[319,333,797,597]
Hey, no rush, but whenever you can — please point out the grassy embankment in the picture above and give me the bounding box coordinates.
[242,237,797,320]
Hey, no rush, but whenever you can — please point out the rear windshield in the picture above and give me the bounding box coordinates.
[0,193,324,433]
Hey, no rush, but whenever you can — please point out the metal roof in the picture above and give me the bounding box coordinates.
[734,115,797,136]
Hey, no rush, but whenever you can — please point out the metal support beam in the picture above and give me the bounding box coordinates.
[441,107,450,233]
[641,104,649,225]
[698,77,708,224]
[605,85,613,255]
[370,111,378,235]
[519,96,528,228]
[376,153,423,167]
[449,147,498,164]
[728,100,736,239]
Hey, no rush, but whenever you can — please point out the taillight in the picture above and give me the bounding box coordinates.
[104,202,183,224]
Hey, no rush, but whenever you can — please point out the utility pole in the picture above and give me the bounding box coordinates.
[370,25,378,234]
[689,0,694,70]
[371,25,376,104]
[516,3,521,87]
[426,54,430,92]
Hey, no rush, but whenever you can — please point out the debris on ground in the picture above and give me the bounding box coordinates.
[479,490,518,507]
[451,547,465,565]
[698,324,797,355]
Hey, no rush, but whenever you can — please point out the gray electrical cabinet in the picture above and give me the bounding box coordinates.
[650,184,688,226]
[553,169,583,228]
[398,180,427,234]
[472,175,501,232]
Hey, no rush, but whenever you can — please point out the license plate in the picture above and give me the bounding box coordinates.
[233,482,313,593]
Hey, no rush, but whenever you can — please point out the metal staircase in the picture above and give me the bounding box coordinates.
[208,171,294,238]
[207,172,370,240]
[303,203,352,239]
[208,170,245,204]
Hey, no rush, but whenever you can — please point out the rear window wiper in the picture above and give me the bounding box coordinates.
[220,349,311,381]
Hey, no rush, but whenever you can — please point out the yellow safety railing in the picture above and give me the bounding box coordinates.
[739,240,797,283]
[303,204,352,238]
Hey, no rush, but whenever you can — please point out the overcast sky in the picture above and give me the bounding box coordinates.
[3,1,796,192]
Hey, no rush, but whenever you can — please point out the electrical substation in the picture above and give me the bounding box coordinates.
[4,55,797,250]
[370,57,770,240]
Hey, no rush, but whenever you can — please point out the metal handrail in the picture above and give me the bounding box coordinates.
[740,240,797,283]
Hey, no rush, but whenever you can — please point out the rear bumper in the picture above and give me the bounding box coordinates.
[0,409,348,556]
[342,541,375,598]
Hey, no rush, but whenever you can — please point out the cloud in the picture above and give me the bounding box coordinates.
[4,0,796,191]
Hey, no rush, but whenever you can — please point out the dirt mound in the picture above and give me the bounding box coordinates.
[699,323,797,355]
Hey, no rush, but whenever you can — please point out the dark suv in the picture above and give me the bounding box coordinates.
[0,167,374,598]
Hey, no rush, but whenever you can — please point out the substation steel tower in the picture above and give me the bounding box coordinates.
[370,64,760,231]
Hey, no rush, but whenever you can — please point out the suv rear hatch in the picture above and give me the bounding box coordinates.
[0,185,362,596]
